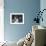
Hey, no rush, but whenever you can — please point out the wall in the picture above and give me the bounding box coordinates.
[4,0,40,42]
[40,0,46,27]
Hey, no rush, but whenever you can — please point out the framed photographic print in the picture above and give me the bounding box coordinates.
[10,13,24,24]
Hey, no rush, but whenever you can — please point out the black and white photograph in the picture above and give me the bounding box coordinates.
[10,13,24,24]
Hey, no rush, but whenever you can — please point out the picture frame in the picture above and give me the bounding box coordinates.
[10,13,24,24]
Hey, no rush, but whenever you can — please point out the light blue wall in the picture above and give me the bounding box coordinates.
[4,0,40,42]
[40,0,46,27]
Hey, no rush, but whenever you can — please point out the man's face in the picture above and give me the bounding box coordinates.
[14,17,17,20]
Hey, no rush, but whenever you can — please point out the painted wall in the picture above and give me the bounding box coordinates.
[40,0,46,27]
[4,0,40,42]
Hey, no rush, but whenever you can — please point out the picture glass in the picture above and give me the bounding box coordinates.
[10,13,24,24]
